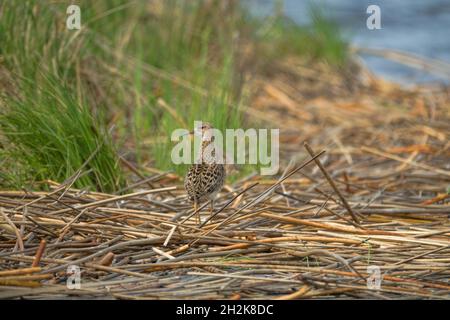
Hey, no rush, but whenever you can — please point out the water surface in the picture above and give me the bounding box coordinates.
[250,0,450,84]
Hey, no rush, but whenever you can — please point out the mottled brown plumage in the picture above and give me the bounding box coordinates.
[185,163,225,202]
[184,122,225,224]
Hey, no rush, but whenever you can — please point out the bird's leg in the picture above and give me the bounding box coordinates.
[194,201,200,225]
[209,200,214,216]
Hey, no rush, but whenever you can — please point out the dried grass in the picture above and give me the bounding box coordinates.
[1,56,449,300]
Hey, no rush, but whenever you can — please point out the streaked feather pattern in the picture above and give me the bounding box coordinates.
[184,122,226,206]
[185,163,225,203]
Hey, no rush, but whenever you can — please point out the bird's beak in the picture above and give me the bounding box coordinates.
[182,130,194,137]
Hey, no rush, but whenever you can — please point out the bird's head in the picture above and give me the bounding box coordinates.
[195,122,213,136]
[185,121,214,141]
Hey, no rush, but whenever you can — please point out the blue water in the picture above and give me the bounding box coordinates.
[249,0,450,84]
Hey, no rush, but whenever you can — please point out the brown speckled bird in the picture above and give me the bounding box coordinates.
[184,122,225,224]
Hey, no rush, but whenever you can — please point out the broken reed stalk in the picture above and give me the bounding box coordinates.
[31,239,47,267]
[0,208,24,251]
[304,142,360,224]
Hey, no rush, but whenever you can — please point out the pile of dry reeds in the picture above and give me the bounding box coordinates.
[1,54,449,299]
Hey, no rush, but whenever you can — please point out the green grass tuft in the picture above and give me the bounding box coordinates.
[0,75,126,192]
[0,0,350,190]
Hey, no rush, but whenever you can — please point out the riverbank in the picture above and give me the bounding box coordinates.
[0,1,449,299]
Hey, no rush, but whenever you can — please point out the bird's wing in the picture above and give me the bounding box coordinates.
[185,164,225,201]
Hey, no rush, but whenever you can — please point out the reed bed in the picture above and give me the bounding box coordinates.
[0,104,449,299]
[1,45,450,299]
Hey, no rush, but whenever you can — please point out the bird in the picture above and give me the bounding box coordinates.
[184,122,226,225]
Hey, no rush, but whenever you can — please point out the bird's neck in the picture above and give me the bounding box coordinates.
[197,137,219,165]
